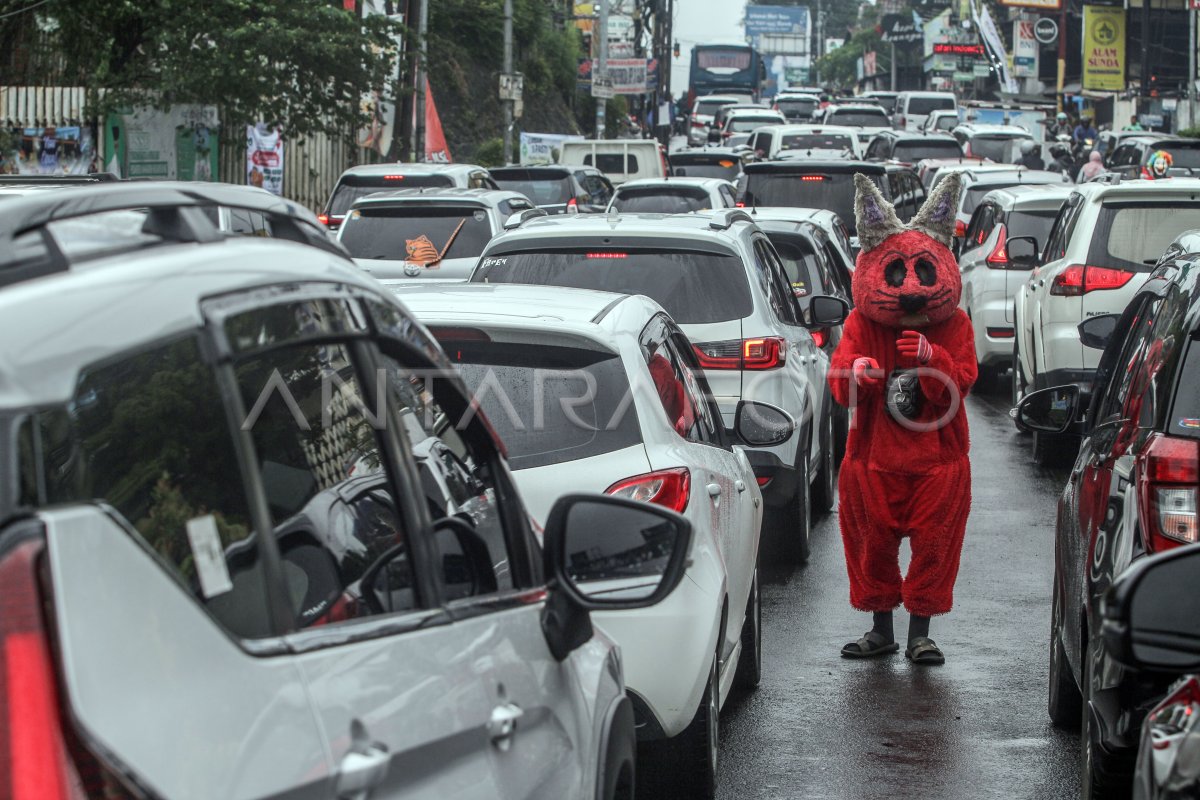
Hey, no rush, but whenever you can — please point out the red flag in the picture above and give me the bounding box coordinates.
[424,78,452,163]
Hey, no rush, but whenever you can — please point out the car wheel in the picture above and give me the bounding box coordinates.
[811,413,836,515]
[664,651,720,799]
[1048,582,1082,729]
[782,444,812,564]
[734,568,762,692]
[1080,643,1134,800]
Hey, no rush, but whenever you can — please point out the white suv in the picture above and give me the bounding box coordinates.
[397,283,793,797]
[1012,179,1200,453]
[608,177,738,213]
[468,210,849,562]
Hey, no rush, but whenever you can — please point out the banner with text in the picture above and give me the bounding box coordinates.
[519,132,584,165]
[246,124,283,195]
[1082,5,1125,91]
[1,126,97,175]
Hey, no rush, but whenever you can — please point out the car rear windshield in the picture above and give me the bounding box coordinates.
[968,135,1028,162]
[729,116,781,132]
[1090,202,1200,272]
[584,153,640,174]
[828,110,890,127]
[612,187,711,213]
[1006,208,1059,251]
[328,175,454,215]
[339,206,494,262]
[906,96,956,115]
[493,177,572,205]
[780,132,856,152]
[1142,144,1200,169]
[894,140,964,163]
[696,98,734,117]
[742,172,885,233]
[776,98,817,118]
[670,155,740,181]
[472,249,753,324]
[439,341,641,470]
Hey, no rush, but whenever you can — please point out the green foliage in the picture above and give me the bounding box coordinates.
[45,0,404,138]
[1179,127,1200,139]
[474,137,507,167]
[815,23,883,90]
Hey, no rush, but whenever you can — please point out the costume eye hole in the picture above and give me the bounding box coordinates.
[885,259,906,288]
[915,259,937,287]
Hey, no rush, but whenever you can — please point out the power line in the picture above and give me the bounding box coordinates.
[0,0,52,22]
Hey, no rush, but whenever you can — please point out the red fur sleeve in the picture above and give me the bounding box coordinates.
[829,310,878,408]
[918,310,978,407]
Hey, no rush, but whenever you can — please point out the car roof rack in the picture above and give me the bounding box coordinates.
[0,181,345,289]
[708,208,756,230]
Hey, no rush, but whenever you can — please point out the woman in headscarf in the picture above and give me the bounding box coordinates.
[1078,150,1105,182]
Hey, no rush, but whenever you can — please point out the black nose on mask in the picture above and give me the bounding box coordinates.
[899,294,927,313]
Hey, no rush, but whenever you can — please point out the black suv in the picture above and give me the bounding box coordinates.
[864,130,964,165]
[490,165,612,214]
[1016,229,1200,798]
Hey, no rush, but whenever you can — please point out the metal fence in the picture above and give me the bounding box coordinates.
[1,86,92,128]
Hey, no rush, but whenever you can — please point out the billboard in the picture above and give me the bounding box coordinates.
[744,5,809,37]
[1012,20,1038,78]
[1082,5,1125,91]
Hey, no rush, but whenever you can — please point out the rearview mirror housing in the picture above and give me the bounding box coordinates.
[735,400,796,447]
[1013,385,1080,434]
[1102,543,1200,673]
[1079,314,1120,350]
[807,294,848,327]
[1006,235,1039,270]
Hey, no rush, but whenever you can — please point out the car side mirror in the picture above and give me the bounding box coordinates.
[1102,543,1200,673]
[734,400,796,446]
[1079,314,1120,350]
[1006,235,1040,270]
[807,294,848,327]
[540,494,693,660]
[1013,385,1079,434]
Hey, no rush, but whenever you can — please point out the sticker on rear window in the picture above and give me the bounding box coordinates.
[406,234,440,267]
[473,210,487,221]
[1179,418,1200,430]
[481,257,508,268]
[186,515,234,598]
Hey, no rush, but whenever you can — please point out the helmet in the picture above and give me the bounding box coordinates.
[1020,139,1035,155]
[1057,112,1068,122]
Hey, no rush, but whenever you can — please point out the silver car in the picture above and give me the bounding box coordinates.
[0,182,693,800]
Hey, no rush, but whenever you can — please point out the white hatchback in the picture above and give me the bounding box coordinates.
[395,283,795,798]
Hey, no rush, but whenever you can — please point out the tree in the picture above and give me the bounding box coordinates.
[43,0,404,137]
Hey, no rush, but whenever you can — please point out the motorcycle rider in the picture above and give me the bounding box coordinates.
[1047,111,1072,139]
[1073,115,1098,146]
[1017,139,1044,170]
[1048,139,1074,178]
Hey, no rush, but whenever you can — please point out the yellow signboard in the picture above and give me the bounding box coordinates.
[574,2,594,34]
[1082,5,1125,92]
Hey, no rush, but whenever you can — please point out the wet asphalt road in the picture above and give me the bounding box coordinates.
[709,387,1081,799]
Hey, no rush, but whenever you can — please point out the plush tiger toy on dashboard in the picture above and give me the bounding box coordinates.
[829,172,977,666]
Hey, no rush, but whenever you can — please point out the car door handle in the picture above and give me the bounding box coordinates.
[336,744,390,800]
[735,480,746,493]
[707,482,722,499]
[488,703,524,752]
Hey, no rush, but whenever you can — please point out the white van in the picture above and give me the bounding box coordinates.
[559,139,668,186]
[893,91,958,132]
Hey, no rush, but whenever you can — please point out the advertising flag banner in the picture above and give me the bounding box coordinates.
[424,78,452,163]
[1082,5,1125,91]
[246,123,284,196]
[1013,19,1038,77]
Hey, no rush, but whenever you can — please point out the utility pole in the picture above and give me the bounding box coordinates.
[1191,5,1197,130]
[414,0,428,161]
[891,42,897,91]
[503,0,514,164]
[1056,3,1066,113]
[595,0,609,138]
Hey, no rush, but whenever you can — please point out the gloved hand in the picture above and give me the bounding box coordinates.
[896,330,933,364]
[852,356,882,387]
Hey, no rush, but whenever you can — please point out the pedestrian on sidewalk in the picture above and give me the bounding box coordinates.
[828,173,977,667]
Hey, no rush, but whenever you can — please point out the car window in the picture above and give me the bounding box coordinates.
[962,204,993,253]
[584,153,639,174]
[641,316,713,444]
[865,138,887,159]
[769,233,827,299]
[753,239,803,325]
[907,96,956,115]
[234,339,420,626]
[377,353,515,596]
[1091,203,1200,273]
[228,208,272,237]
[1124,288,1189,437]
[1171,336,1200,440]
[612,187,710,213]
[35,335,270,639]
[1043,194,1081,262]
[339,206,494,263]
[328,175,454,215]
[742,172,884,235]
[893,140,964,163]
[493,177,572,205]
[756,132,774,158]
[719,184,737,208]
[1098,296,1162,424]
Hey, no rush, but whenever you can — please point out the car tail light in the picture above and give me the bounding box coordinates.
[756,476,771,487]
[800,175,826,181]
[606,468,691,513]
[954,219,966,238]
[897,114,906,128]
[1138,433,1200,552]
[383,175,406,181]
[985,224,1009,267]
[1050,265,1136,296]
[586,252,627,259]
[317,213,330,226]
[1147,676,1200,746]
[431,326,492,342]
[986,327,1015,338]
[811,329,827,348]
[692,337,786,370]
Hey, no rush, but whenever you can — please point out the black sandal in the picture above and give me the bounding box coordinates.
[905,637,945,666]
[841,631,900,659]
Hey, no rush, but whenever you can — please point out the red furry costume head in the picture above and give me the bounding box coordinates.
[851,172,963,329]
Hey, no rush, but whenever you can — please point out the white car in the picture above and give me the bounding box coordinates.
[689,94,744,146]
[818,103,893,144]
[921,109,960,133]
[956,184,1073,390]
[715,108,787,146]
[1012,178,1200,460]
[467,210,850,563]
[395,283,794,797]
[607,177,738,213]
[745,124,865,160]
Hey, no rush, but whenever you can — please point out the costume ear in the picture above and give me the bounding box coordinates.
[910,172,962,248]
[853,173,904,253]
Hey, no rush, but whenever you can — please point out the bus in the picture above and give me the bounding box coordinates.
[688,44,766,105]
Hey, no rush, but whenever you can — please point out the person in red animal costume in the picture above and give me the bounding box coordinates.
[831,173,976,666]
